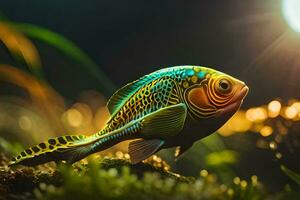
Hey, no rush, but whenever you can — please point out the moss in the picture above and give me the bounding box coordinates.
[0,153,298,200]
[0,154,194,199]
[99,157,194,183]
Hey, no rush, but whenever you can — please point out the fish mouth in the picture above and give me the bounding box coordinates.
[218,85,249,115]
[231,85,249,104]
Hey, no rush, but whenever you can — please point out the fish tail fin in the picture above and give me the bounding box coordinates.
[9,135,94,166]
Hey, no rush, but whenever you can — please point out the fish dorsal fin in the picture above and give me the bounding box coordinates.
[106,81,140,115]
[140,103,187,139]
[107,70,164,115]
[128,139,164,164]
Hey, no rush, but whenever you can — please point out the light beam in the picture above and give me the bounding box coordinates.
[282,0,300,33]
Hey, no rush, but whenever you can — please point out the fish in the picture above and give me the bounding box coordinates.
[9,65,249,166]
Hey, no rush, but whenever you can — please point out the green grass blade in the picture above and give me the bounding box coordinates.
[11,23,115,95]
[281,165,300,186]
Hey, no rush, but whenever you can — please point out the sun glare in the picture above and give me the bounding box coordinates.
[282,0,300,33]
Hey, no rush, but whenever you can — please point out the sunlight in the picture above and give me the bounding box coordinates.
[282,0,300,33]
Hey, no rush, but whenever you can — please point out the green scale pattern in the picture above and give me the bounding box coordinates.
[91,66,212,147]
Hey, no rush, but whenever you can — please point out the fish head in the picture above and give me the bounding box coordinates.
[185,68,249,131]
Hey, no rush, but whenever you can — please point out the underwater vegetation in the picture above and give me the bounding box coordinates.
[0,153,265,200]
[1,153,300,200]
[0,9,299,200]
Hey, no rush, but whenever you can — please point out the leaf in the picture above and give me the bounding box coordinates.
[205,150,238,166]
[281,165,300,186]
[0,136,23,155]
[11,23,115,95]
[201,133,225,151]
[0,21,43,78]
[0,64,66,135]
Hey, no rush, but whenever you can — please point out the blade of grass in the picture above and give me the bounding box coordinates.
[0,21,44,79]
[0,136,24,155]
[281,165,300,186]
[11,23,115,96]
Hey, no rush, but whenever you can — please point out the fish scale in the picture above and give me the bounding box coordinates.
[90,122,141,152]
[101,76,179,134]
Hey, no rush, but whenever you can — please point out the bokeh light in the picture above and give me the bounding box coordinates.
[233,177,240,185]
[282,0,300,33]
[260,126,273,137]
[64,108,83,128]
[200,169,208,177]
[268,100,281,118]
[218,111,252,136]
[269,141,277,150]
[240,180,247,188]
[18,115,32,131]
[245,107,267,122]
[275,152,282,159]
[284,106,298,119]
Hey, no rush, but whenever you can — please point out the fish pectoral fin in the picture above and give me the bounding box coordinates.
[140,103,187,139]
[174,142,193,160]
[128,139,165,164]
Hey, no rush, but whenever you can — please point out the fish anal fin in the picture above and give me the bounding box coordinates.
[128,139,164,164]
[141,103,187,139]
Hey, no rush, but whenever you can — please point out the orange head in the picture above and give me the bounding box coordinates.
[182,67,248,131]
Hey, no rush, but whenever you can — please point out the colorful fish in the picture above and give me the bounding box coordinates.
[9,66,248,166]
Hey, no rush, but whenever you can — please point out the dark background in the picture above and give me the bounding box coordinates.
[1,0,300,193]
[1,0,300,105]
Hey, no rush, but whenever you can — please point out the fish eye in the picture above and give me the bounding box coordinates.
[216,79,232,94]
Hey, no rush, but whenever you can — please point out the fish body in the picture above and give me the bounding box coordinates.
[9,66,248,166]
